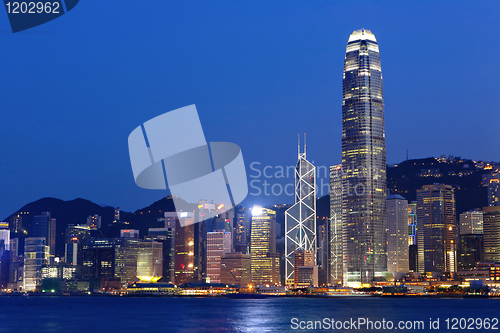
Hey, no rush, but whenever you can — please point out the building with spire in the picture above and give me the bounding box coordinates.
[285,136,317,286]
[341,29,387,286]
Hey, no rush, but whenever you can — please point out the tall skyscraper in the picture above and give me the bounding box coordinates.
[250,206,279,285]
[206,231,231,283]
[234,206,250,254]
[9,214,22,234]
[329,165,343,285]
[136,240,163,282]
[458,234,483,270]
[386,195,409,273]
[483,206,500,263]
[174,213,195,285]
[416,184,456,273]
[483,172,500,207]
[23,237,49,291]
[407,202,418,272]
[285,140,316,286]
[341,29,387,286]
[32,212,56,260]
[459,209,484,235]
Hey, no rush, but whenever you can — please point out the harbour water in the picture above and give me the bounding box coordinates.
[1,296,500,332]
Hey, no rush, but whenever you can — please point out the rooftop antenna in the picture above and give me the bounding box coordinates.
[304,133,307,157]
[406,149,408,161]
[297,134,300,157]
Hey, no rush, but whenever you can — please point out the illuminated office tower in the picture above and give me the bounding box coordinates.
[65,225,91,272]
[174,213,195,285]
[329,165,343,285]
[293,249,318,287]
[86,215,101,230]
[458,234,483,270]
[234,206,250,254]
[164,212,178,229]
[115,238,141,286]
[148,227,175,283]
[136,241,163,282]
[285,140,316,286]
[342,29,387,286]
[416,184,456,273]
[23,237,49,291]
[483,172,500,206]
[220,253,251,286]
[483,206,500,263]
[0,223,10,251]
[113,207,120,223]
[9,214,22,233]
[386,195,409,273]
[459,210,484,235]
[83,239,118,279]
[407,202,418,271]
[32,212,56,260]
[206,231,231,283]
[250,207,279,285]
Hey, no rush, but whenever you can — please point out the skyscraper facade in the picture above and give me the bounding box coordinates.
[250,207,279,285]
[483,206,500,263]
[386,195,409,273]
[341,29,387,286]
[23,237,49,291]
[32,212,56,260]
[416,184,456,273]
[206,231,231,283]
[408,202,418,272]
[459,210,484,235]
[285,142,316,285]
[329,165,343,285]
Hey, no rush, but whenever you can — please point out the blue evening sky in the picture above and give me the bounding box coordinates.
[0,1,499,218]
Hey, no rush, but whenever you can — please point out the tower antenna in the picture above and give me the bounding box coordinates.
[297,134,300,157]
[304,133,307,157]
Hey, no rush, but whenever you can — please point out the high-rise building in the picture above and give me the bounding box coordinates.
[65,225,91,270]
[460,210,484,235]
[137,240,163,282]
[114,207,120,223]
[408,202,418,272]
[234,206,250,254]
[148,227,175,283]
[32,212,56,260]
[329,165,343,285]
[386,195,409,273]
[23,237,49,291]
[174,213,195,285]
[285,141,316,285]
[0,223,10,251]
[483,172,500,206]
[250,206,279,285]
[206,231,231,283]
[220,253,251,286]
[86,215,101,230]
[341,29,387,286]
[9,214,22,234]
[293,250,317,286]
[483,206,500,263]
[416,184,456,273]
[458,234,483,270]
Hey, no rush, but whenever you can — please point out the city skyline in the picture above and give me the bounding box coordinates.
[1,2,500,220]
